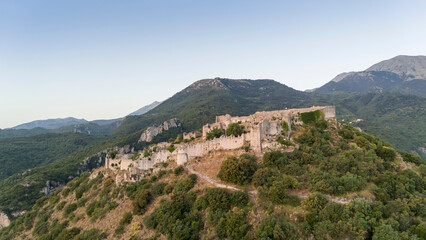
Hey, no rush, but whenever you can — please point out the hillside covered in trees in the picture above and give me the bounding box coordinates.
[1,112,424,240]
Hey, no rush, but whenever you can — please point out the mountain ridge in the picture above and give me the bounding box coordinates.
[316,55,426,96]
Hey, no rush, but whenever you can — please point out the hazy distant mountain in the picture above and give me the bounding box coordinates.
[316,55,426,97]
[128,101,161,116]
[11,117,88,130]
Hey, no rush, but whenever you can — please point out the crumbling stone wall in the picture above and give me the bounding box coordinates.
[107,106,336,173]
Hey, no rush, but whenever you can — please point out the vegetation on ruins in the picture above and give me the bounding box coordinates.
[300,110,324,124]
[225,122,244,137]
[205,127,223,140]
[281,120,289,132]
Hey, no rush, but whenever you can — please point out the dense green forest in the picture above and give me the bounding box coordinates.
[1,116,424,239]
[0,121,119,138]
[0,133,108,181]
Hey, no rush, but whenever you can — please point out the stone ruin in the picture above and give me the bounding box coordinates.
[105,106,336,182]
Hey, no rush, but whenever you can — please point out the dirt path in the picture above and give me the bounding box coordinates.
[186,165,263,221]
[186,165,352,206]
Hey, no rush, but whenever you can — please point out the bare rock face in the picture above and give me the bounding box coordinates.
[40,180,65,196]
[139,118,181,142]
[0,211,10,228]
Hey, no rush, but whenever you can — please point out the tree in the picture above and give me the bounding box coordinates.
[206,127,223,140]
[269,180,289,204]
[304,193,329,212]
[226,123,244,137]
[133,189,151,215]
[217,154,257,185]
[263,150,288,169]
[372,224,401,240]
[252,168,280,187]
[216,209,249,240]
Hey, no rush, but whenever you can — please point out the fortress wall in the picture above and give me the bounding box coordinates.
[321,106,336,119]
[120,159,134,171]
[250,126,262,151]
[123,106,336,170]
[136,149,174,170]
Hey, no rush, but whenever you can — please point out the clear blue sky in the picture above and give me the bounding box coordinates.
[1,0,426,128]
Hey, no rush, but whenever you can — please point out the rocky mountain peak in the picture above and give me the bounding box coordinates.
[366,55,426,80]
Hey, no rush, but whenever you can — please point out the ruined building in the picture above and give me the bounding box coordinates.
[105,106,335,181]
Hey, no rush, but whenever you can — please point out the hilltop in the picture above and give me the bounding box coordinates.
[1,107,424,240]
[0,78,423,230]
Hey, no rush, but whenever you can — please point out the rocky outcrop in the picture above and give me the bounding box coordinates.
[0,211,10,228]
[139,118,181,142]
[40,180,65,196]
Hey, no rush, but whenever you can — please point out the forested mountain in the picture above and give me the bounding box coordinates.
[11,117,88,130]
[315,55,426,97]
[0,133,108,181]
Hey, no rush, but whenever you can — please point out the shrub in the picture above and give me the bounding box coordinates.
[252,168,280,187]
[168,145,176,153]
[281,120,289,132]
[341,173,366,192]
[56,201,66,210]
[304,193,329,212]
[130,153,141,160]
[133,189,151,215]
[108,150,118,159]
[120,212,133,225]
[226,123,244,137]
[216,209,249,240]
[57,227,81,239]
[319,202,347,222]
[206,127,223,140]
[62,188,71,197]
[263,150,288,169]
[163,184,174,194]
[376,146,396,162]
[114,224,124,235]
[315,119,328,130]
[230,191,249,208]
[174,176,197,193]
[255,213,299,240]
[174,165,184,175]
[205,188,231,210]
[398,151,422,165]
[354,136,370,149]
[106,201,117,211]
[63,203,78,218]
[281,175,299,189]
[300,110,324,124]
[217,154,257,185]
[77,197,88,208]
[269,180,289,204]
[152,182,167,197]
[75,229,107,240]
[276,136,294,146]
[372,224,400,240]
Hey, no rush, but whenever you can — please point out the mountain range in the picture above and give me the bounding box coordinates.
[0,101,161,138]
[315,55,426,97]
